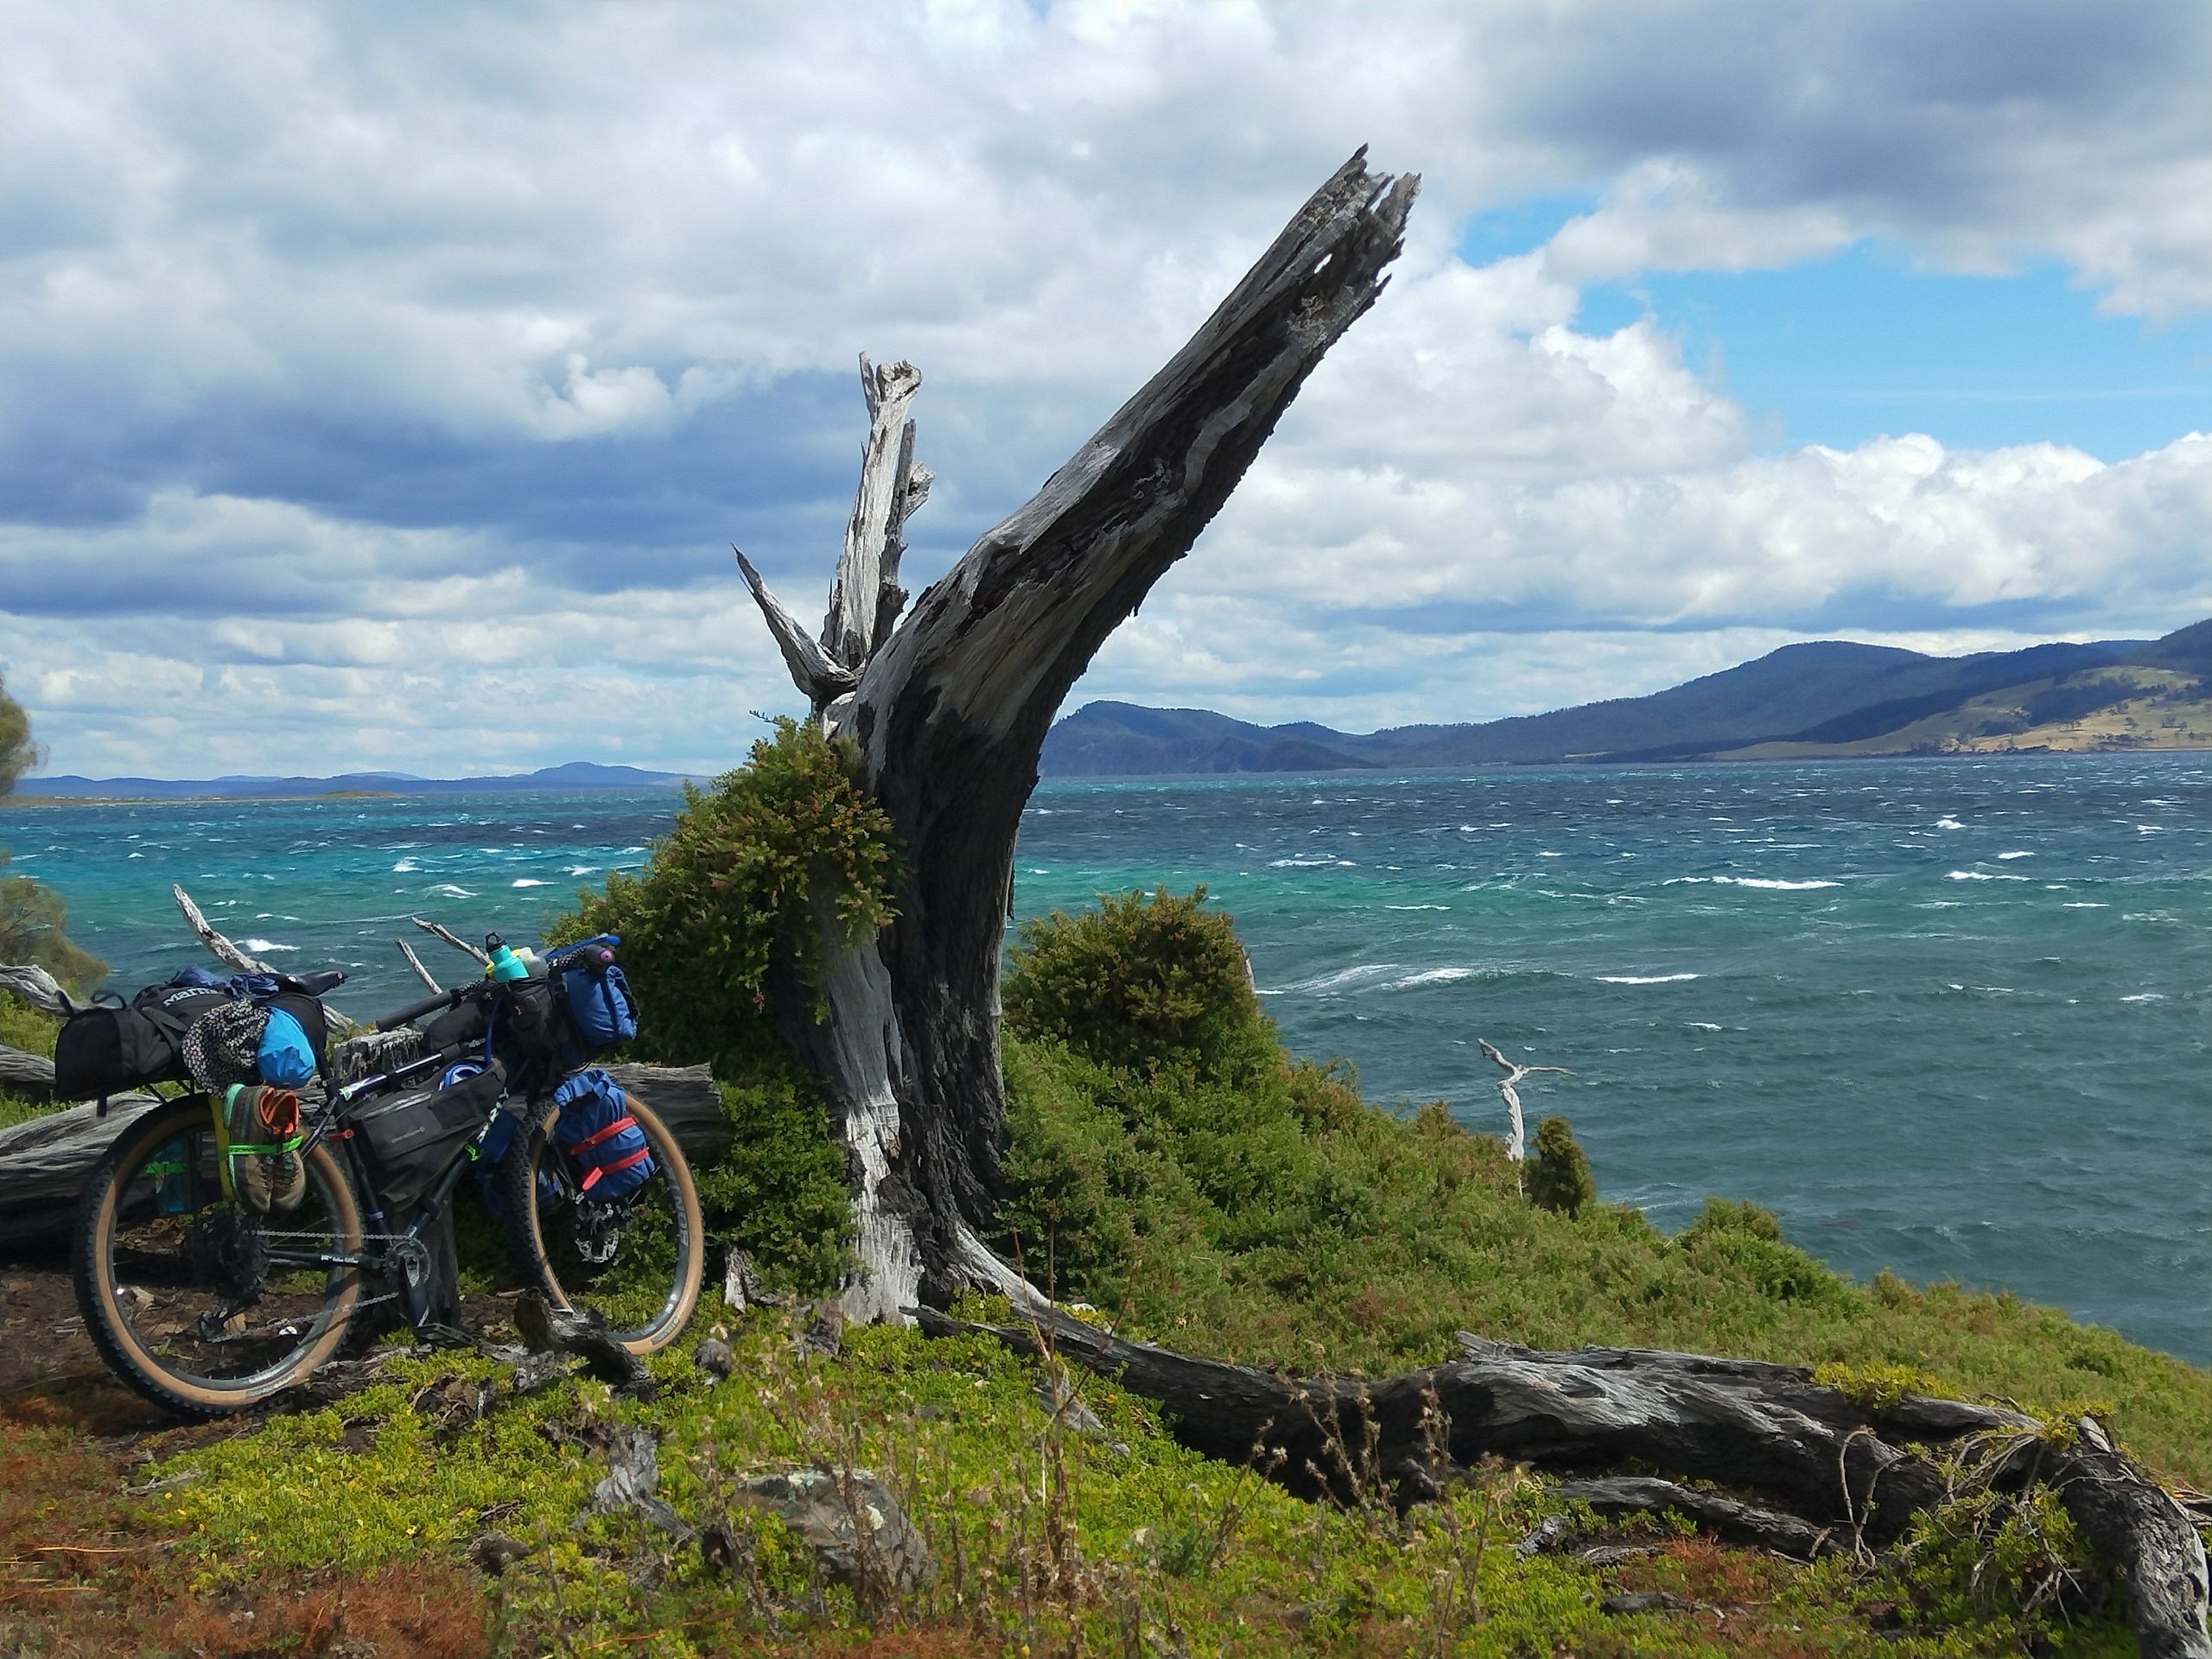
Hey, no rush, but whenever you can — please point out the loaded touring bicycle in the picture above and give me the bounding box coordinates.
[62,933,703,1416]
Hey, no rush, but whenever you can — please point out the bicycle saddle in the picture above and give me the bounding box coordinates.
[280,968,348,997]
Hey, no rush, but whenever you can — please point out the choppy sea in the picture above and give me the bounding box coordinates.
[7,753,2206,1361]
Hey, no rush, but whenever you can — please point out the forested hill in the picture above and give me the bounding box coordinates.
[1040,620,2212,776]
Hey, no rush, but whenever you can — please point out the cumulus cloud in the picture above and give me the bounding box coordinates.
[2,0,2206,774]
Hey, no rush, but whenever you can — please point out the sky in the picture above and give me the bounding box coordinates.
[3,0,2208,780]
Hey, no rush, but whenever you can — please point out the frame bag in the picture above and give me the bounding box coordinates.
[350,1060,507,1213]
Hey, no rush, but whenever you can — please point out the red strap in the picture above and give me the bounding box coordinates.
[577,1145,652,1192]
[570,1112,639,1157]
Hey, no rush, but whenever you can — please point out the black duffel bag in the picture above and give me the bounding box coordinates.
[348,1061,506,1213]
[54,983,238,1099]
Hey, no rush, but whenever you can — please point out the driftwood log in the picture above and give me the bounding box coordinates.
[921,1312,2211,1659]
[736,149,1419,1319]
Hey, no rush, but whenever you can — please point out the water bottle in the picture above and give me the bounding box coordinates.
[485,933,531,983]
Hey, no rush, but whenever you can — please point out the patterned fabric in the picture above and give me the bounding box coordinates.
[181,999,269,1094]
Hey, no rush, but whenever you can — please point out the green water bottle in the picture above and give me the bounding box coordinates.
[485,933,531,983]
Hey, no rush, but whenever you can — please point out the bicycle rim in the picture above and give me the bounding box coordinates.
[75,1097,365,1415]
[503,1092,702,1352]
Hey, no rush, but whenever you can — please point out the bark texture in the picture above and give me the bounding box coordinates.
[736,150,1418,1317]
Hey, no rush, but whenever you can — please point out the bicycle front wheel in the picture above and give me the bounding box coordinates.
[73,1096,365,1416]
[499,1090,703,1354]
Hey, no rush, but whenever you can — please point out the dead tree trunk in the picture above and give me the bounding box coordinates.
[736,149,1418,1319]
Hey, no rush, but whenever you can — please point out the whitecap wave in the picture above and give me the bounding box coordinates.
[1947,870,2028,882]
[2120,993,2165,1003]
[1268,856,1336,868]
[1387,967,1477,988]
[1686,1021,1723,1032]
[391,858,420,873]
[1997,850,2033,860]
[241,938,298,954]
[1936,817,1965,830]
[127,850,143,859]
[1598,972,1700,984]
[564,865,597,876]
[2061,902,2107,909]
[1274,963,1397,995]
[1383,903,1450,912]
[512,878,548,888]
[1716,876,1841,890]
[430,883,475,899]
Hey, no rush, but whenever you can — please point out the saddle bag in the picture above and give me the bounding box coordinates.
[53,983,238,1098]
[349,1060,507,1213]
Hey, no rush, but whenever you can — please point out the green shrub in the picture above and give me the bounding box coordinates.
[548,718,899,1074]
[693,1062,853,1296]
[1524,1115,1596,1215]
[1004,887,1273,1084]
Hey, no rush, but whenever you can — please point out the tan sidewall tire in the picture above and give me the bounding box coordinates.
[74,1099,365,1417]
[506,1092,703,1355]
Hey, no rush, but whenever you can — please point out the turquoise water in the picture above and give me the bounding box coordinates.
[6,753,2207,1361]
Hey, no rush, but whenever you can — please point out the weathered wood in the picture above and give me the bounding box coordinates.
[395,938,442,993]
[0,1092,164,1247]
[2047,1416,2212,1659]
[821,356,924,670]
[172,881,270,975]
[734,547,857,710]
[1549,1475,1840,1558]
[0,963,70,1014]
[0,1043,55,1100]
[923,1309,2209,1658]
[1478,1039,1569,1162]
[410,916,490,965]
[742,150,1418,1318]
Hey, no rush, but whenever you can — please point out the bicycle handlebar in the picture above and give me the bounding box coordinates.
[372,984,473,1032]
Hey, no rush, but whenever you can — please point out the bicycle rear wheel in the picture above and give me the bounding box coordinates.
[499,1090,702,1353]
[73,1096,365,1416]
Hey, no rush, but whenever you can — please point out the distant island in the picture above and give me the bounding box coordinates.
[1041,619,2212,776]
[8,760,695,803]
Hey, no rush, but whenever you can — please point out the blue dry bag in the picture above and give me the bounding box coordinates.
[551,1068,655,1200]
[550,938,639,1054]
[256,1006,317,1088]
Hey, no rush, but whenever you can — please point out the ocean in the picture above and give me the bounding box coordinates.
[6,752,2206,1362]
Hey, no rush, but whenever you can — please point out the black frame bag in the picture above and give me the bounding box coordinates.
[349,1061,507,1213]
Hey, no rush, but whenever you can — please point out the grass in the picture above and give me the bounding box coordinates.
[0,999,59,1130]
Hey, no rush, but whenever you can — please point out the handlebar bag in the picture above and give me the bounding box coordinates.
[550,1067,655,1201]
[350,1059,507,1213]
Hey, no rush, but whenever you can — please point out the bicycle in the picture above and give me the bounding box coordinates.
[70,938,704,1417]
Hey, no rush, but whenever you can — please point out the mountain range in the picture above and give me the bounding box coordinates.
[1039,619,2212,777]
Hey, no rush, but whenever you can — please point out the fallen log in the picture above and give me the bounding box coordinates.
[918,1312,2210,1659]
[1,1042,55,1100]
[0,1090,165,1248]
